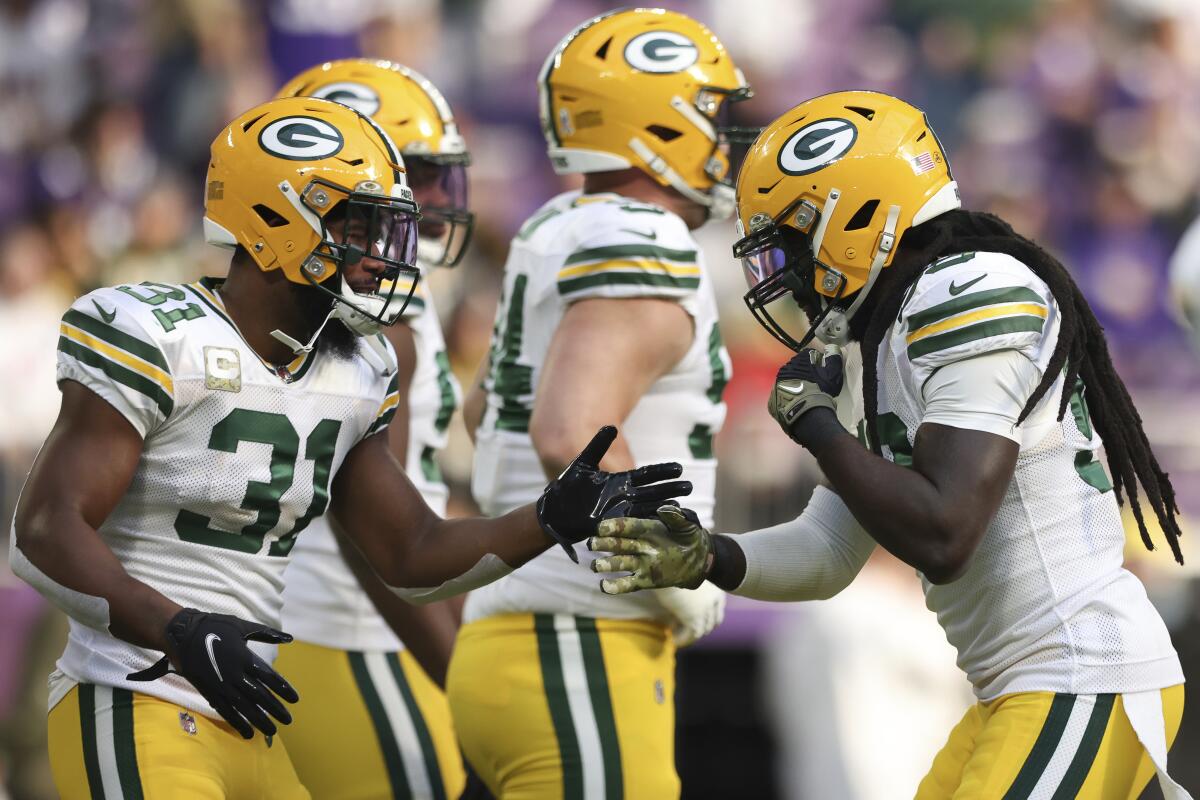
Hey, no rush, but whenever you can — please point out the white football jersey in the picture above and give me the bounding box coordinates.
[875,250,1182,700]
[467,191,730,623]
[48,278,397,717]
[282,280,461,652]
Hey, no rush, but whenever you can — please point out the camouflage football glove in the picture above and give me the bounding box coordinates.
[589,505,714,593]
[536,426,692,563]
[127,608,298,739]
[769,346,844,444]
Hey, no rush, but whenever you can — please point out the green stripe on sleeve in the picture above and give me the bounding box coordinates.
[347,652,411,795]
[1001,693,1075,799]
[366,405,397,437]
[59,336,173,418]
[78,685,105,800]
[62,309,169,371]
[924,251,976,275]
[907,286,1045,332]
[706,324,729,404]
[576,618,624,800]
[1050,694,1115,799]
[534,614,583,799]
[111,688,144,800]
[386,654,447,800]
[688,424,714,459]
[558,272,700,296]
[907,316,1045,360]
[564,243,697,266]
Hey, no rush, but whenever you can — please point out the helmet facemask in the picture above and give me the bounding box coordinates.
[405,153,474,267]
[278,177,421,348]
[631,84,757,221]
[735,203,847,352]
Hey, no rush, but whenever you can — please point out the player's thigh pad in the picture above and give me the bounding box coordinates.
[447,613,678,800]
[276,639,464,800]
[48,683,309,799]
[916,685,1185,799]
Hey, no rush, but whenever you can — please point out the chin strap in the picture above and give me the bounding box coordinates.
[270,307,336,355]
[814,203,901,346]
[627,137,734,221]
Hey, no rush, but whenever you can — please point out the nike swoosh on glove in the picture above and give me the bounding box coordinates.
[536,426,693,562]
[127,608,298,739]
[768,345,844,442]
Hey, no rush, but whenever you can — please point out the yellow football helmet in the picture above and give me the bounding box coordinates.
[277,59,473,266]
[204,96,421,350]
[733,91,960,350]
[539,8,753,219]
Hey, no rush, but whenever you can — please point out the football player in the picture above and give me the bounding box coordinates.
[591,91,1191,799]
[271,60,471,800]
[452,9,749,798]
[10,96,690,799]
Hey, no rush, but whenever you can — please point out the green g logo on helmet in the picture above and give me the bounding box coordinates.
[623,31,699,73]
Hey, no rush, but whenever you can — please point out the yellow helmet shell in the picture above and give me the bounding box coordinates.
[203,96,411,285]
[736,91,960,299]
[275,59,467,162]
[539,8,749,209]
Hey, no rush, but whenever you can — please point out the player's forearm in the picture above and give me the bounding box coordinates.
[373,504,552,603]
[11,510,180,650]
[334,527,457,686]
[801,411,967,582]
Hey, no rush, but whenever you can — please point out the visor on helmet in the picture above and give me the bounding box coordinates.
[732,206,849,352]
[300,179,422,334]
[405,154,474,267]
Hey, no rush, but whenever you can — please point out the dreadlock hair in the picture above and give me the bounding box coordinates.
[856,209,1183,563]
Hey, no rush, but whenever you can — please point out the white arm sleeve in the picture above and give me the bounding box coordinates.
[386,553,513,605]
[920,349,1050,444]
[9,528,111,631]
[733,486,876,602]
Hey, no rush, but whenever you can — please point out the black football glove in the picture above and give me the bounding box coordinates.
[127,608,298,739]
[768,346,844,445]
[536,425,692,562]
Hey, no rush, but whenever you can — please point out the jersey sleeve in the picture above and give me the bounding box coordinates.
[555,202,702,303]
[920,350,1045,442]
[396,272,426,322]
[899,251,1057,387]
[56,289,175,437]
[364,371,400,438]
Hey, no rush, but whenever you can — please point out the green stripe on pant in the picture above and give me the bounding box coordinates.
[348,652,412,798]
[535,614,584,798]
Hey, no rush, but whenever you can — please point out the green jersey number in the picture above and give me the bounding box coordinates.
[116,282,206,333]
[1068,379,1113,493]
[174,410,342,556]
[486,274,534,432]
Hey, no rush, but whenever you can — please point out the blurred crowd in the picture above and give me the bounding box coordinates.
[3,0,1200,797]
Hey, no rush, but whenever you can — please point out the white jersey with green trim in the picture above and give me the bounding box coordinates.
[874,250,1181,700]
[467,190,730,623]
[282,277,462,652]
[48,277,397,718]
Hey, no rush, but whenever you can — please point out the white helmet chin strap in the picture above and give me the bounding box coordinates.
[814,202,901,346]
[270,308,336,355]
[627,137,734,220]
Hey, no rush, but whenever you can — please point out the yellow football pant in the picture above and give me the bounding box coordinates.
[447,613,678,800]
[916,684,1184,799]
[275,640,465,800]
[48,683,309,799]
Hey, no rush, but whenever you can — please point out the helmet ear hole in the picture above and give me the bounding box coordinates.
[252,204,290,228]
[646,125,683,142]
[843,199,879,232]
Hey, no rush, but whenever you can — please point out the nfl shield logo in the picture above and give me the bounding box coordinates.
[179,711,197,735]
